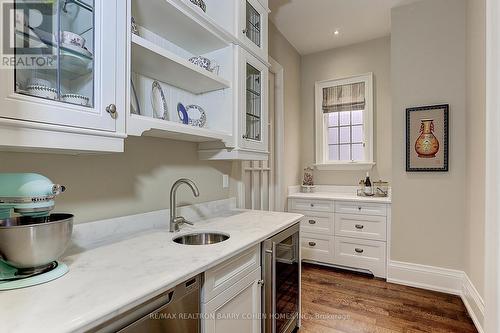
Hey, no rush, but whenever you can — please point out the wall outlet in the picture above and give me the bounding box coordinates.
[222,174,229,189]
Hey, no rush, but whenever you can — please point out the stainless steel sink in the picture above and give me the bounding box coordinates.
[173,232,230,245]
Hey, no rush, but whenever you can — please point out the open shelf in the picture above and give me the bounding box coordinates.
[132,0,234,55]
[128,114,233,144]
[131,35,230,95]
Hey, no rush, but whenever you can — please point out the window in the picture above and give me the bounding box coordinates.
[314,73,374,170]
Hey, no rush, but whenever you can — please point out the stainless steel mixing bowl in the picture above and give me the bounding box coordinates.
[0,214,73,271]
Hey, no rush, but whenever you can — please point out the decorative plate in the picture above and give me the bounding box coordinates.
[177,103,189,124]
[185,104,207,128]
[189,0,206,12]
[151,81,168,120]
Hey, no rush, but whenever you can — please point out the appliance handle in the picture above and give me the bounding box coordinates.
[264,243,277,333]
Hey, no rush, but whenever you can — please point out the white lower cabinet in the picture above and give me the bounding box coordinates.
[290,198,390,278]
[202,268,261,333]
[202,245,262,333]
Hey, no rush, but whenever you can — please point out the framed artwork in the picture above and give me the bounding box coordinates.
[406,104,449,172]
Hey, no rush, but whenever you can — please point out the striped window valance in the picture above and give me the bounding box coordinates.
[322,82,366,113]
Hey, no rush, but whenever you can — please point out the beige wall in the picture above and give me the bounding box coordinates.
[0,137,234,224]
[465,0,486,297]
[268,22,302,209]
[300,37,392,185]
[391,0,466,269]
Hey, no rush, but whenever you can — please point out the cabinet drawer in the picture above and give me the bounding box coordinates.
[301,232,334,263]
[335,214,386,241]
[295,211,334,235]
[334,237,386,278]
[335,201,387,216]
[202,245,260,302]
[290,199,333,212]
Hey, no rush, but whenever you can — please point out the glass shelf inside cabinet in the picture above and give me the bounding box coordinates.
[245,63,261,141]
[14,0,95,108]
[246,1,261,47]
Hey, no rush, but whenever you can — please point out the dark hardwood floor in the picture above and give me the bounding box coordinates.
[299,263,478,333]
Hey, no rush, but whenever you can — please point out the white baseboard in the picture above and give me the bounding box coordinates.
[388,260,484,333]
[387,260,463,295]
[462,273,485,333]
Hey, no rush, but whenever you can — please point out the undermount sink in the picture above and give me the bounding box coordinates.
[173,232,230,245]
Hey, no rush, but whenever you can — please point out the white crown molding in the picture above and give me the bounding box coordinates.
[387,260,484,333]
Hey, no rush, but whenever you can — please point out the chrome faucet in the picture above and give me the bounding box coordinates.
[170,178,200,232]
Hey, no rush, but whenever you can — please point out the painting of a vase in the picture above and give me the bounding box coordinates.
[415,119,440,158]
[406,104,449,172]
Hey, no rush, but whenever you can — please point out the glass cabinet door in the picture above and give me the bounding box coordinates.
[239,0,267,62]
[14,0,95,108]
[240,48,268,152]
[1,0,123,133]
[245,63,261,141]
[245,1,261,48]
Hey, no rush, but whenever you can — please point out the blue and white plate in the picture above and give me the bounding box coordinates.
[151,81,168,120]
[185,104,207,128]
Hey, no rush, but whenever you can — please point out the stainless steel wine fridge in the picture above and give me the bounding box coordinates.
[262,223,300,333]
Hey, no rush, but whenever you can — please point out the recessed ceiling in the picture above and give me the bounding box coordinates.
[269,0,418,55]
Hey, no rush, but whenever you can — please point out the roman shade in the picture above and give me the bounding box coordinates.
[322,82,365,113]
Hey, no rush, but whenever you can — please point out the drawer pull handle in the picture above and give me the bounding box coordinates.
[355,224,364,230]
[308,242,316,247]
[308,220,316,225]
[355,248,364,254]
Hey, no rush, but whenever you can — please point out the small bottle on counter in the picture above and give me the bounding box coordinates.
[364,172,373,196]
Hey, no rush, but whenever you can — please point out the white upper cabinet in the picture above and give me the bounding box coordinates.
[0,0,126,153]
[239,47,268,152]
[237,0,268,63]
[198,46,269,160]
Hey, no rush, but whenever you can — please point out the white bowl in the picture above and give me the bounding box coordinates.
[60,31,85,48]
[61,93,89,106]
[27,78,52,88]
[26,85,57,100]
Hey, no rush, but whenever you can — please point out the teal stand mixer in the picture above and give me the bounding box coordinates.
[0,173,66,219]
[0,173,73,290]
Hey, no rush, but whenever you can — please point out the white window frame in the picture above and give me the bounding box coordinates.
[314,73,375,171]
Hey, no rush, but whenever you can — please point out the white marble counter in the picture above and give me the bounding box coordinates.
[0,202,302,333]
[288,185,391,204]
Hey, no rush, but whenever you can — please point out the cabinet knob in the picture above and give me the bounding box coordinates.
[310,203,314,207]
[358,206,362,211]
[257,279,264,286]
[106,104,117,119]
[355,248,364,254]
[355,224,364,230]
[308,220,316,225]
[308,242,316,247]
[242,28,248,34]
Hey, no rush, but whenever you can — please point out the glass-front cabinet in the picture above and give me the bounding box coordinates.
[239,47,268,152]
[0,0,125,134]
[238,0,268,62]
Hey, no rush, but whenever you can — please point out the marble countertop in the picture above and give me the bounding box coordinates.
[288,186,391,203]
[0,208,302,333]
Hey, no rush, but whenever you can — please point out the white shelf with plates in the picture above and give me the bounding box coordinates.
[132,0,235,55]
[127,0,270,159]
[131,35,230,95]
[128,114,232,144]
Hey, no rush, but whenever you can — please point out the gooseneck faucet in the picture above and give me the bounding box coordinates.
[170,178,200,232]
